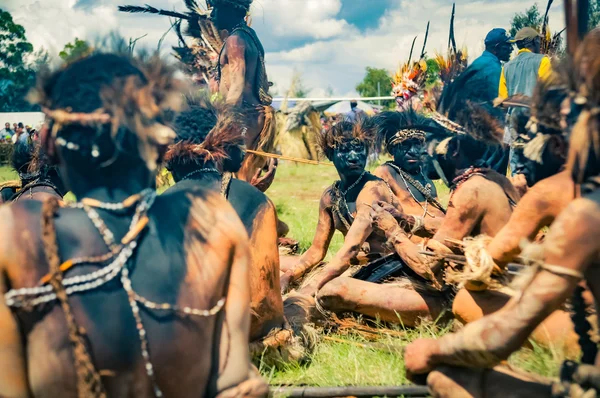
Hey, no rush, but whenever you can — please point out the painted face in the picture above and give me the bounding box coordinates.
[391,138,424,174]
[332,139,367,179]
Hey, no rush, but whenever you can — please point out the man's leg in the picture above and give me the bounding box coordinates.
[426,365,552,398]
[317,277,445,326]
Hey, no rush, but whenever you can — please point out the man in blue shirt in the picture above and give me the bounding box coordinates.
[456,28,513,173]
[465,28,514,105]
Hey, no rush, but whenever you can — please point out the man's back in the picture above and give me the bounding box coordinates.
[503,50,546,97]
[167,177,284,341]
[463,51,502,102]
[0,188,260,397]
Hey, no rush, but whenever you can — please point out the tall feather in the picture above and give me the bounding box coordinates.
[541,0,554,39]
[448,3,457,54]
[420,21,430,59]
[118,5,190,20]
[408,36,417,63]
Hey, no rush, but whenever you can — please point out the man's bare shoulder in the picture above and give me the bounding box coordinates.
[530,171,574,198]
[520,171,574,211]
[372,164,394,180]
[320,185,335,208]
[563,195,600,229]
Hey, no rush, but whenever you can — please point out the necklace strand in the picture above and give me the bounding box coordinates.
[386,162,447,214]
[333,171,367,231]
[181,168,220,182]
[5,190,226,398]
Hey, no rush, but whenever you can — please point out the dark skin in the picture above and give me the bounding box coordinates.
[371,140,517,289]
[212,6,272,183]
[486,41,513,63]
[405,192,600,398]
[0,141,264,396]
[168,159,284,343]
[451,168,579,356]
[374,139,444,235]
[280,140,398,294]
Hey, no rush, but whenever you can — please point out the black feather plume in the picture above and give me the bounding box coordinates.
[118,4,190,20]
[420,21,430,59]
[408,36,417,63]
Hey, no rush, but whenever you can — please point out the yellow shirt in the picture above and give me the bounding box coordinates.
[498,49,552,99]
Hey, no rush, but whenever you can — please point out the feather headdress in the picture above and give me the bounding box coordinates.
[29,51,186,171]
[391,59,428,100]
[164,93,246,171]
[374,110,442,152]
[433,48,468,86]
[119,1,224,85]
[391,22,430,101]
[565,28,600,185]
[318,117,376,160]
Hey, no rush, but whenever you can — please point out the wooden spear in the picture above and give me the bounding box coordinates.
[245,149,335,167]
[269,385,430,398]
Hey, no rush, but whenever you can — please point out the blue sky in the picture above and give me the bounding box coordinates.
[4,0,565,96]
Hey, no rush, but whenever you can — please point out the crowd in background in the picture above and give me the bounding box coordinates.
[0,122,40,144]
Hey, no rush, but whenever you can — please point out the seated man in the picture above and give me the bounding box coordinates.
[1,140,65,203]
[163,96,285,343]
[373,110,446,237]
[448,76,580,354]
[405,32,600,394]
[0,51,266,397]
[453,76,571,308]
[356,92,520,324]
[279,118,399,294]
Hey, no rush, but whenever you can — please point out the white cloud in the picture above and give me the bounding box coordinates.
[251,0,354,39]
[3,0,567,97]
[265,0,565,96]
[4,0,179,56]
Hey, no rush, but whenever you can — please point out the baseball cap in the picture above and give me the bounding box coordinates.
[484,28,513,46]
[511,27,541,42]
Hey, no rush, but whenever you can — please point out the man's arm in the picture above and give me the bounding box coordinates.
[404,198,599,374]
[208,201,268,397]
[224,34,246,105]
[379,180,482,281]
[315,182,396,290]
[0,206,31,397]
[498,67,508,99]
[430,179,483,245]
[487,176,561,266]
[281,193,335,291]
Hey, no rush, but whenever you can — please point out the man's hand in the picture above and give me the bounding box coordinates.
[250,158,278,192]
[370,202,402,237]
[509,174,528,197]
[404,338,440,379]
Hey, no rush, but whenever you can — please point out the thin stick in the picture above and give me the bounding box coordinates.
[245,149,335,167]
[269,385,430,398]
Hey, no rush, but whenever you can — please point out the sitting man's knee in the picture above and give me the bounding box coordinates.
[427,366,479,398]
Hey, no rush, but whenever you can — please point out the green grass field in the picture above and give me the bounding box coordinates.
[258,161,567,388]
[0,162,568,390]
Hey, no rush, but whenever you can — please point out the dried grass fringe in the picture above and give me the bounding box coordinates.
[444,235,508,290]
